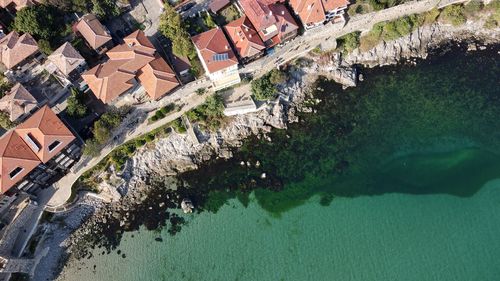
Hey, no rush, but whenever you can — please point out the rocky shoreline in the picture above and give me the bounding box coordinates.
[35,17,499,281]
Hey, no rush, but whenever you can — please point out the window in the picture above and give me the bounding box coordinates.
[24,133,41,152]
[48,140,61,152]
[9,167,24,179]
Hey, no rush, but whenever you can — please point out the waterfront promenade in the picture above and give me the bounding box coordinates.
[47,0,464,208]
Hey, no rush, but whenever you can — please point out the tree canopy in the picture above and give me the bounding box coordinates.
[13,5,64,41]
[159,4,196,57]
[66,88,88,118]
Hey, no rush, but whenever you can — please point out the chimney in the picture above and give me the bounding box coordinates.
[245,27,249,32]
[269,11,272,16]
[225,45,229,50]
[281,10,285,15]
[249,34,252,38]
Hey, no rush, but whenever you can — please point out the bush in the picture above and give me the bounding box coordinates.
[464,0,483,16]
[171,118,187,133]
[269,69,287,84]
[251,72,277,101]
[66,88,88,118]
[336,32,360,54]
[441,4,466,26]
[186,94,225,130]
[196,87,207,95]
[144,134,155,142]
[38,39,53,55]
[135,139,146,147]
[0,111,15,129]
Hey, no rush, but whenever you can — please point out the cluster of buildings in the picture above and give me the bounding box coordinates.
[0,0,352,200]
[195,0,349,90]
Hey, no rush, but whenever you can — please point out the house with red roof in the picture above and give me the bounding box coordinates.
[289,0,349,29]
[82,30,179,104]
[224,16,266,63]
[192,27,241,91]
[0,105,79,194]
[236,0,298,48]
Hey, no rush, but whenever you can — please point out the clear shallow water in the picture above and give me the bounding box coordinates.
[59,47,500,280]
[60,181,500,281]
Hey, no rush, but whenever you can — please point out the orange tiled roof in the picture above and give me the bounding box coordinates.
[270,3,299,41]
[48,42,86,76]
[137,57,179,100]
[82,30,179,103]
[0,83,39,122]
[238,0,281,31]
[0,31,39,69]
[0,0,38,11]
[224,16,265,59]
[0,130,41,194]
[289,0,349,26]
[15,105,75,164]
[75,14,112,50]
[192,28,238,74]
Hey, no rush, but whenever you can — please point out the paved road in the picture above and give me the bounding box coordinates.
[48,0,454,208]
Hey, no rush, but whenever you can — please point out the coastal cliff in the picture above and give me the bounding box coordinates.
[118,19,499,197]
[34,14,499,281]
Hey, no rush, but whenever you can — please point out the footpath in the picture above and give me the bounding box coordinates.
[46,0,466,208]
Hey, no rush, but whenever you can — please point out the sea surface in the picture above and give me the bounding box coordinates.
[59,46,500,281]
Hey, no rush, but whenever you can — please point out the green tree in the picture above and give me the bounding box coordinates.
[336,32,360,54]
[83,139,101,156]
[269,69,286,84]
[66,88,88,118]
[251,73,277,101]
[0,73,12,98]
[91,0,120,20]
[38,39,53,55]
[0,111,15,129]
[13,5,63,41]
[159,4,196,57]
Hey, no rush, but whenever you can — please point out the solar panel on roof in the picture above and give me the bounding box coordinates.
[213,53,229,61]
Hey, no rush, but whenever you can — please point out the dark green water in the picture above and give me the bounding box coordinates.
[59,47,500,281]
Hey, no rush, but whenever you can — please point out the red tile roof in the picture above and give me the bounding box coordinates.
[137,57,179,100]
[0,83,38,122]
[0,0,39,11]
[224,16,265,59]
[75,14,112,50]
[238,0,281,32]
[289,0,349,26]
[82,30,179,103]
[0,131,41,194]
[15,105,76,163]
[192,28,238,74]
[0,31,39,69]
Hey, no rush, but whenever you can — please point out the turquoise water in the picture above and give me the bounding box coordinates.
[59,47,500,280]
[59,183,500,281]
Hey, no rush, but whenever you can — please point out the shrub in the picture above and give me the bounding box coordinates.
[0,111,15,129]
[144,134,155,142]
[251,73,277,101]
[135,139,146,147]
[441,4,466,26]
[196,87,207,95]
[38,39,53,55]
[66,88,88,118]
[336,32,360,54]
[268,69,287,84]
[464,0,483,16]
